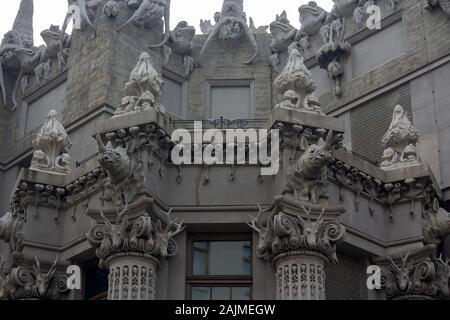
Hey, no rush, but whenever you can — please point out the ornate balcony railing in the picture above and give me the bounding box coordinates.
[169,117,269,130]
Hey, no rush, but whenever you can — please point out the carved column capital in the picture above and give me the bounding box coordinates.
[249,198,346,300]
[87,196,184,300]
[375,246,450,300]
[0,255,68,300]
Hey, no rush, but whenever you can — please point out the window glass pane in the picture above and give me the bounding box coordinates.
[211,86,251,119]
[162,77,183,116]
[212,287,230,300]
[232,287,251,300]
[208,241,251,275]
[192,287,211,300]
[193,242,208,275]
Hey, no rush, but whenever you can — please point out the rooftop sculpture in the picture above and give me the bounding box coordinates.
[274,43,323,115]
[30,109,72,174]
[0,0,36,111]
[380,105,420,169]
[114,52,164,116]
[199,0,259,64]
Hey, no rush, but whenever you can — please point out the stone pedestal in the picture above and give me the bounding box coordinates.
[274,251,327,300]
[106,254,159,301]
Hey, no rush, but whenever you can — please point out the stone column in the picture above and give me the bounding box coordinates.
[106,254,159,301]
[274,251,327,300]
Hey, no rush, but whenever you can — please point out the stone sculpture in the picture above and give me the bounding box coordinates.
[33,25,71,84]
[249,198,346,300]
[103,0,120,18]
[296,1,328,49]
[30,110,72,174]
[249,18,268,34]
[199,0,259,65]
[0,212,24,254]
[423,204,450,245]
[95,133,144,206]
[0,256,68,300]
[163,21,195,76]
[114,52,164,116]
[378,248,450,300]
[61,0,101,37]
[118,0,171,48]
[274,43,324,114]
[200,12,220,34]
[282,130,343,204]
[380,105,420,169]
[317,18,351,96]
[327,0,360,20]
[88,201,184,268]
[426,0,450,18]
[269,11,297,71]
[0,0,38,111]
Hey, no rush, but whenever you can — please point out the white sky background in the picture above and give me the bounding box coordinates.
[0,0,334,46]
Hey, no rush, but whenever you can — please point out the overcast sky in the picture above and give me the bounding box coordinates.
[0,0,334,46]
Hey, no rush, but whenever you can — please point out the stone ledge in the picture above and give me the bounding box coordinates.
[94,109,171,135]
[269,108,345,132]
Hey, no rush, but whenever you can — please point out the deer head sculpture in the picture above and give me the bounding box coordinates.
[33,257,58,298]
[388,253,413,292]
[99,201,130,251]
[296,204,325,247]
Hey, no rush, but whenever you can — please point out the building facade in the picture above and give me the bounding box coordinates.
[0,0,450,300]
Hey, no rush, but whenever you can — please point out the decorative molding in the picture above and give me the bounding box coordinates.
[249,199,346,263]
[86,198,184,269]
[0,255,68,300]
[376,246,450,300]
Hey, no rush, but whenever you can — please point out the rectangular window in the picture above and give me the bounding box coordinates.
[163,76,183,116]
[206,80,255,119]
[187,234,252,300]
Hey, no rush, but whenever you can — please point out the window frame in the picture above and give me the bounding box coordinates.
[186,233,253,300]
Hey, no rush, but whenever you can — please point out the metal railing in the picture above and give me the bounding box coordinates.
[339,146,379,166]
[75,153,99,168]
[169,117,269,130]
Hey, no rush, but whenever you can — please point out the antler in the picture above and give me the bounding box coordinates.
[34,256,41,274]
[47,257,58,278]
[401,253,410,268]
[388,255,401,273]
[248,204,266,232]
[115,200,129,226]
[169,219,185,238]
[301,203,313,222]
[316,207,325,225]
[100,209,114,231]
